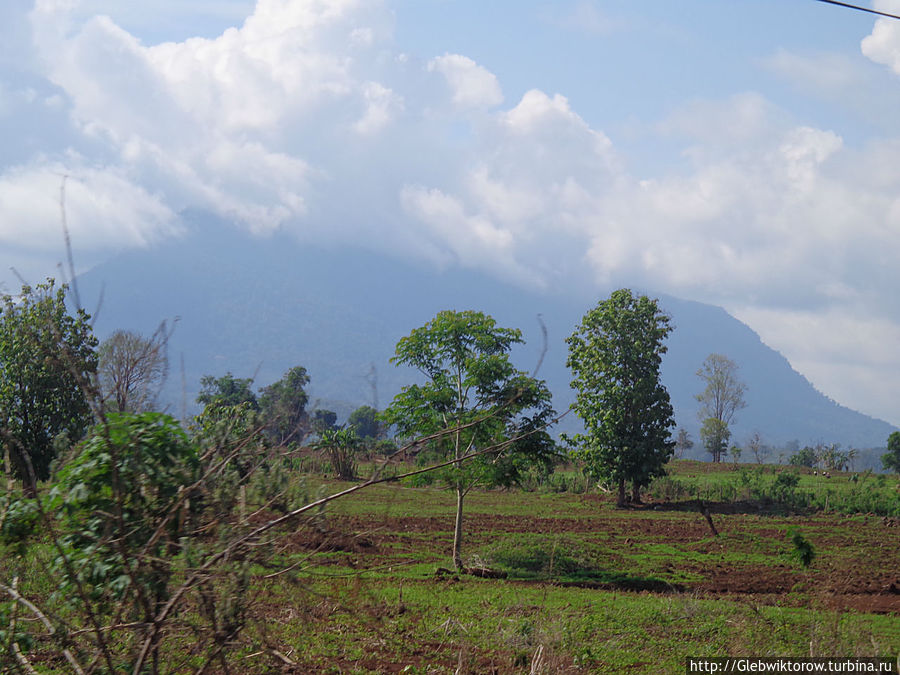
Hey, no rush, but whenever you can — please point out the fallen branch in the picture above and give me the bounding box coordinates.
[1,579,85,675]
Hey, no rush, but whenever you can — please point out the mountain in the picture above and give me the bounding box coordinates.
[76,212,897,455]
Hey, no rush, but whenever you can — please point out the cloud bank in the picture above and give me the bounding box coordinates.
[3,0,900,425]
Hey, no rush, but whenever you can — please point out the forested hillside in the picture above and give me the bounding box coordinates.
[78,212,897,452]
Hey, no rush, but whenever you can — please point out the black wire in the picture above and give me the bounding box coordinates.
[814,0,900,21]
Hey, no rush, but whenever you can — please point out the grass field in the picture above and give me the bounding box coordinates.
[5,459,899,673]
[235,460,900,673]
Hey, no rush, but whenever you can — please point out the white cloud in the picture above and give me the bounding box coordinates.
[6,0,900,424]
[353,81,404,135]
[733,305,900,426]
[862,2,900,75]
[0,161,177,250]
[427,53,503,110]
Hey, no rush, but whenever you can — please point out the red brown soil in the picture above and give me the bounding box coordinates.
[286,504,900,615]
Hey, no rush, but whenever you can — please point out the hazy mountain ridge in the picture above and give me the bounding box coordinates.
[76,213,898,454]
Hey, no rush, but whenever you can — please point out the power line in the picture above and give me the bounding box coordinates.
[814,0,900,21]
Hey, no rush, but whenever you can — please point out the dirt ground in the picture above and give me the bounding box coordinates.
[288,504,900,615]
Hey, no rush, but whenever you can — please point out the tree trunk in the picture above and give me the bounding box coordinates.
[452,482,464,570]
[631,482,642,504]
[617,477,626,507]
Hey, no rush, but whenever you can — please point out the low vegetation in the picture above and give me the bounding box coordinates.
[1,281,898,673]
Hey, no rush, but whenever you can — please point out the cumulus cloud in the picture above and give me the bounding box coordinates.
[862,2,900,75]
[0,161,177,250]
[6,0,900,423]
[428,54,503,110]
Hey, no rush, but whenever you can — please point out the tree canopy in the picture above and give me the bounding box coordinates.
[882,431,900,473]
[258,366,310,445]
[696,353,746,462]
[347,405,379,439]
[0,279,98,489]
[197,373,258,411]
[382,309,556,570]
[566,289,675,506]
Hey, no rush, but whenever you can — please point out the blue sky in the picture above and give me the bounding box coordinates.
[2,0,900,427]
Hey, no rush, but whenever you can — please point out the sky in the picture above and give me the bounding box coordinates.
[2,0,900,427]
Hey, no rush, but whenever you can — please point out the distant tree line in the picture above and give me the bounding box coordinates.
[3,278,899,668]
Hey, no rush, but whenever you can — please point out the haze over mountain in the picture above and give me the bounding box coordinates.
[76,212,897,456]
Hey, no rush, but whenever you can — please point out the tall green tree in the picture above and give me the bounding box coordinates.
[788,446,818,468]
[197,373,258,411]
[883,431,900,474]
[696,353,746,462]
[382,310,556,570]
[258,366,310,445]
[347,405,380,439]
[566,289,675,506]
[700,417,731,465]
[0,279,97,490]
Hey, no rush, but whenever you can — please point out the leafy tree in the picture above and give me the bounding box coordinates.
[788,446,818,468]
[98,326,170,413]
[195,373,265,481]
[347,405,380,439]
[882,431,900,473]
[674,428,694,459]
[700,417,731,464]
[50,413,199,618]
[311,409,338,436]
[197,372,258,411]
[382,310,556,570]
[258,366,310,445]
[0,279,98,490]
[566,289,675,506]
[696,353,746,462]
[820,443,848,472]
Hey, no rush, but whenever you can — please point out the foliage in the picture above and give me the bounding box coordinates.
[311,409,339,436]
[565,289,675,506]
[192,400,263,478]
[197,372,258,411]
[700,417,731,464]
[789,446,818,468]
[382,309,556,569]
[819,443,849,472]
[771,471,800,501]
[314,428,361,480]
[883,431,900,473]
[347,405,380,439]
[695,353,746,462]
[258,365,310,445]
[1,407,316,671]
[789,529,815,568]
[48,413,199,615]
[0,279,98,489]
[98,325,170,413]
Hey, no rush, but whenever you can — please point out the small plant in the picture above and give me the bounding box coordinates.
[315,428,361,480]
[789,529,815,568]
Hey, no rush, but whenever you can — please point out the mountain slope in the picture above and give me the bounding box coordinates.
[77,214,897,452]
